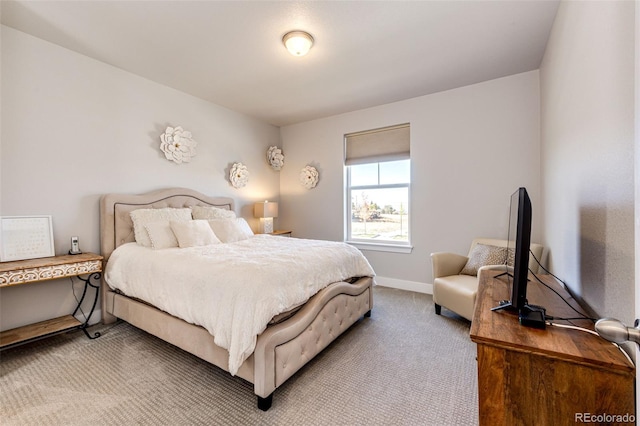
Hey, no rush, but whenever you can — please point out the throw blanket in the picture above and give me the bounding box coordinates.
[104,235,375,375]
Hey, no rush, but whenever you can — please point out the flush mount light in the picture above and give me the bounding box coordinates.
[282,30,314,56]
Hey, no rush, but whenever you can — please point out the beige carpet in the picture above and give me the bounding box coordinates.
[0,287,478,425]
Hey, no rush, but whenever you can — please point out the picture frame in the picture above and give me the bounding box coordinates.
[0,216,55,262]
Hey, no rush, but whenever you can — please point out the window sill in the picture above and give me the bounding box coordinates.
[346,241,413,254]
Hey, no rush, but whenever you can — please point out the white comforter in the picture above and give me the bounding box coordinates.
[104,235,375,375]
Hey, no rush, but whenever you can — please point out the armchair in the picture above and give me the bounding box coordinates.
[431,238,545,321]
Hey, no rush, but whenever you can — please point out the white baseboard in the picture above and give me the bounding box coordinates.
[375,276,433,295]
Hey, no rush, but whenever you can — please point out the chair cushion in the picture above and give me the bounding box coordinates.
[433,274,478,321]
[460,243,511,276]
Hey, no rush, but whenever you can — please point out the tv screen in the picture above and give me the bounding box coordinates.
[509,187,532,311]
[492,187,545,328]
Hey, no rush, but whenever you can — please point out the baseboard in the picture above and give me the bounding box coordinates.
[375,276,432,295]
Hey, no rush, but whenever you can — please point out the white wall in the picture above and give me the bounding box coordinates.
[280,71,541,289]
[0,26,281,331]
[540,1,635,321]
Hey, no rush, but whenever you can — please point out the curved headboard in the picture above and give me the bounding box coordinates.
[100,187,234,261]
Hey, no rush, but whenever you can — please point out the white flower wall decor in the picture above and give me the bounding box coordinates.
[299,165,319,189]
[160,126,197,164]
[229,162,250,188]
[267,146,285,171]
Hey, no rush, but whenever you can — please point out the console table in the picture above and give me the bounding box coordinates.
[470,270,635,425]
[0,253,103,350]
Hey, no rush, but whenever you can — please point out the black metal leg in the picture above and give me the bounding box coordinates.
[435,304,442,315]
[257,394,273,411]
[72,272,102,339]
[364,310,372,318]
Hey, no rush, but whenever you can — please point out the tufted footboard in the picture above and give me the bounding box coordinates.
[252,276,373,409]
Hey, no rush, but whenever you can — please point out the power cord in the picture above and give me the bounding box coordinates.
[529,249,567,287]
[549,322,635,367]
[525,250,633,366]
[528,250,596,322]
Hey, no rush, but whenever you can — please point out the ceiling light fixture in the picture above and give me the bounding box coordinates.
[282,30,314,57]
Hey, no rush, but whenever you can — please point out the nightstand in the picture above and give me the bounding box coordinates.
[270,230,292,237]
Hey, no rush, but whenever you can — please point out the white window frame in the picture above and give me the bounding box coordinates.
[345,161,412,254]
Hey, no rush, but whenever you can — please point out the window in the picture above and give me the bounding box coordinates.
[345,124,411,252]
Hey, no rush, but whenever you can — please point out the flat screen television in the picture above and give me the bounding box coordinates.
[491,187,546,329]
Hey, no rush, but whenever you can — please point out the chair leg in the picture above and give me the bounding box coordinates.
[435,303,442,315]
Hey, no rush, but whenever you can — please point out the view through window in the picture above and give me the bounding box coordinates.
[347,159,410,244]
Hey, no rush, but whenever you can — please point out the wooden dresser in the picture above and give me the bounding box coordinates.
[470,270,635,425]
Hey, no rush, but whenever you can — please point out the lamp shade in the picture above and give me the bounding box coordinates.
[282,31,314,56]
[254,201,278,218]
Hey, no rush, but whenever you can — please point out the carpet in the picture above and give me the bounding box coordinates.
[0,286,478,425]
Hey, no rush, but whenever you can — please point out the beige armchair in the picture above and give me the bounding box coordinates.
[431,238,545,321]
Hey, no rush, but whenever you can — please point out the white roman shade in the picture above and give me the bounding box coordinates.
[345,123,410,165]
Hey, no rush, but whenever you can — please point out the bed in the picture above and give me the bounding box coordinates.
[99,187,374,410]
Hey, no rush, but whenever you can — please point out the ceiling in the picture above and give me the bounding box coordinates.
[1,1,560,127]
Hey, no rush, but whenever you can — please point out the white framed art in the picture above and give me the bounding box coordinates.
[0,216,55,262]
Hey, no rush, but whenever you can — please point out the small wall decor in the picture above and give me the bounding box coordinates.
[0,216,55,261]
[299,165,319,189]
[267,146,285,171]
[160,126,197,164]
[229,162,250,188]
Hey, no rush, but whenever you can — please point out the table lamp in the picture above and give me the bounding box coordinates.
[254,201,278,234]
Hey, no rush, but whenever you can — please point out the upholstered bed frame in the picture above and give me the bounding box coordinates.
[99,187,373,410]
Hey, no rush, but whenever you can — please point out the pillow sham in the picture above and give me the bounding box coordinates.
[130,208,192,247]
[170,220,221,248]
[191,205,236,220]
[460,244,511,276]
[145,220,179,249]
[208,219,252,243]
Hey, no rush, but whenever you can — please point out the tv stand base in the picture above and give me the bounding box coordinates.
[491,301,547,329]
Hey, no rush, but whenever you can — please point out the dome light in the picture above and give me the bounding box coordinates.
[282,31,314,57]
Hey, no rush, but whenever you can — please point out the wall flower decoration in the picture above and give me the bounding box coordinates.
[229,162,250,188]
[267,146,285,171]
[160,126,197,164]
[299,165,319,189]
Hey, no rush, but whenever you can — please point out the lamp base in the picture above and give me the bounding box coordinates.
[259,218,274,234]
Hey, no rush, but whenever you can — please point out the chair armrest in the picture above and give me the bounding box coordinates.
[430,252,469,279]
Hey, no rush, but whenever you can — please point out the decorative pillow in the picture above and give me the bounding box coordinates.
[145,220,179,249]
[208,219,251,243]
[130,208,192,247]
[506,247,515,268]
[460,244,510,276]
[191,205,236,220]
[170,220,221,248]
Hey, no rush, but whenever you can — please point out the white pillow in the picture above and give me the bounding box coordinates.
[170,220,221,248]
[235,218,254,238]
[191,205,236,220]
[144,220,178,249]
[130,208,192,247]
[208,219,252,243]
